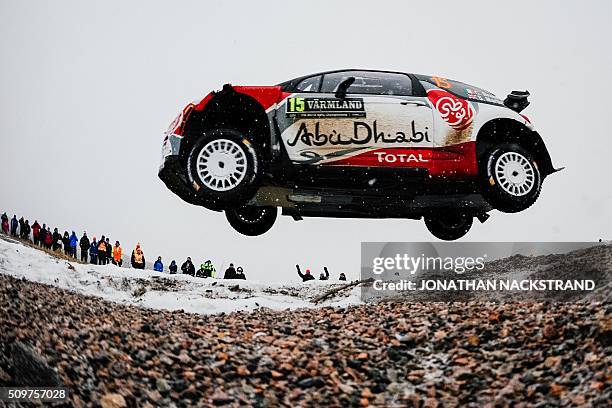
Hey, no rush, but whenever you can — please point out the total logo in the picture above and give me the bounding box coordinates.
[374,152,430,163]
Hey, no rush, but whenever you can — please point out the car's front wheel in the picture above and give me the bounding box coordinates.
[226,205,277,236]
[424,212,473,241]
[480,143,542,213]
[187,129,260,207]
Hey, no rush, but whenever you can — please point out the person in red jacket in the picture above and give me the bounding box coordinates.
[1,213,8,235]
[44,230,53,249]
[31,221,41,245]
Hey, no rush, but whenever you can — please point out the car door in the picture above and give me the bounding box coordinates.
[278,73,358,164]
[278,70,434,167]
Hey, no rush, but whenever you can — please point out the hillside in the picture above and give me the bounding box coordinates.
[0,238,610,406]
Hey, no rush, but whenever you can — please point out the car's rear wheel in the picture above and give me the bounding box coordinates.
[226,205,277,236]
[424,212,473,241]
[187,129,260,207]
[480,143,541,213]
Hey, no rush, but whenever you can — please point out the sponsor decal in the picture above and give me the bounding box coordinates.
[286,97,366,118]
[430,76,452,89]
[374,151,429,163]
[324,147,434,167]
[286,120,430,147]
[427,89,474,130]
[322,142,479,175]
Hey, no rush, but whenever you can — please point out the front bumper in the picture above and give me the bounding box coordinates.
[158,134,202,206]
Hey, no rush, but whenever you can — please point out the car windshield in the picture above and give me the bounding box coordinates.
[321,71,412,96]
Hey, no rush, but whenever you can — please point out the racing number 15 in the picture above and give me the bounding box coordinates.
[288,97,305,112]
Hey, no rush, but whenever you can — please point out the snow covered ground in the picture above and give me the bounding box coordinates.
[0,237,361,315]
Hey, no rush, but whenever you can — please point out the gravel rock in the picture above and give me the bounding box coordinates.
[11,341,62,386]
[99,393,127,408]
[0,273,610,406]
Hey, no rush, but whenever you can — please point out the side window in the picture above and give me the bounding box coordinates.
[321,71,412,96]
[295,75,322,92]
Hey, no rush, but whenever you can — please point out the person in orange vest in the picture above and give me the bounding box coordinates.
[97,235,107,265]
[131,243,145,269]
[112,241,123,267]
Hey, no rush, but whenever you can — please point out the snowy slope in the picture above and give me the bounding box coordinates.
[0,237,361,314]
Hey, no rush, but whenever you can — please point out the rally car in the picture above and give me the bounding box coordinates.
[159,69,560,240]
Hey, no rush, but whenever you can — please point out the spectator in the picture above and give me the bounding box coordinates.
[339,273,347,281]
[10,215,18,237]
[207,260,216,278]
[32,220,41,245]
[79,232,90,263]
[62,231,70,255]
[319,267,330,281]
[1,213,8,235]
[223,263,237,279]
[196,263,206,278]
[39,224,47,247]
[52,228,62,252]
[105,238,112,264]
[18,217,25,238]
[44,229,53,249]
[153,256,163,272]
[112,241,123,266]
[296,265,315,282]
[169,260,177,274]
[20,219,31,241]
[98,235,107,265]
[69,231,78,258]
[235,266,246,280]
[199,260,216,278]
[181,257,195,276]
[25,220,31,241]
[89,237,98,265]
[131,243,145,269]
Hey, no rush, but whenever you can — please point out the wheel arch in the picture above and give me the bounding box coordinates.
[475,118,556,177]
[181,86,272,164]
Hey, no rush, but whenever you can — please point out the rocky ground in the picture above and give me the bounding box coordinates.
[0,273,610,407]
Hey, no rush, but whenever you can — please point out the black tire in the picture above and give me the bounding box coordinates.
[187,129,260,207]
[424,212,473,241]
[226,206,277,236]
[480,143,542,213]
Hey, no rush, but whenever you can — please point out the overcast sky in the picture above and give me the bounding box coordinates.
[1,1,610,282]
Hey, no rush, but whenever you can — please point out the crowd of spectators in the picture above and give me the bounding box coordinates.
[2,212,349,282]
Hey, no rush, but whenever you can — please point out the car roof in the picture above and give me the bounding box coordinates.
[277,69,413,87]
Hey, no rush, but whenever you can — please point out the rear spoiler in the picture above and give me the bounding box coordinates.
[504,90,530,113]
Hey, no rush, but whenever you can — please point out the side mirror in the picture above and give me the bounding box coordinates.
[335,76,355,99]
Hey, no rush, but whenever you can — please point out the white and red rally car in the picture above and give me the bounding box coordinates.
[159,70,560,240]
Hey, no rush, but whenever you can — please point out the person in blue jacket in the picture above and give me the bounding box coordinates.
[69,231,78,259]
[10,215,18,237]
[153,256,163,272]
[89,237,98,265]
